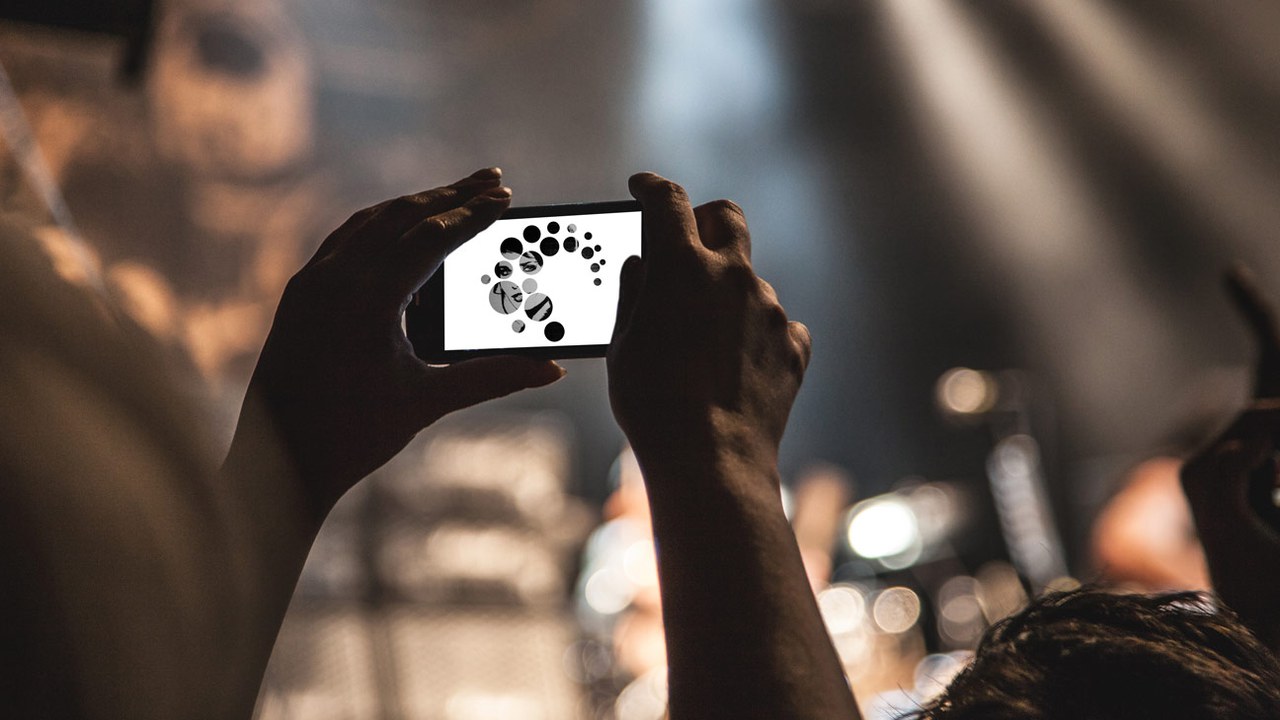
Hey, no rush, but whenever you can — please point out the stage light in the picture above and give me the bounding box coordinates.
[937,367,997,415]
[817,584,867,636]
[583,568,633,616]
[622,539,659,588]
[846,497,920,560]
[614,666,668,720]
[871,586,921,634]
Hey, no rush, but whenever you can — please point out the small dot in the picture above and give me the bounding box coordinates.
[582,247,595,260]
[593,278,602,286]
[594,245,601,252]
[523,278,538,293]
[481,274,491,284]
[590,263,600,272]
[585,232,593,240]
[523,225,540,242]
[512,320,525,333]
[599,259,606,266]
[547,221,560,234]
[567,224,577,233]
[545,322,565,342]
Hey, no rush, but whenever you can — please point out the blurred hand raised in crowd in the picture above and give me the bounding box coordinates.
[1182,266,1280,652]
[225,168,564,519]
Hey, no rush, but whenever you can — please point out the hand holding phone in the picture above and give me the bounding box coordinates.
[408,200,643,361]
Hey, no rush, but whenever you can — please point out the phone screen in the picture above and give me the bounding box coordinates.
[409,201,642,361]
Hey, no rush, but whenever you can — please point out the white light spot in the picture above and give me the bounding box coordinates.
[847,498,919,559]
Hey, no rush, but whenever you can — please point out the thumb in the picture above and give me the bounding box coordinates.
[422,355,566,417]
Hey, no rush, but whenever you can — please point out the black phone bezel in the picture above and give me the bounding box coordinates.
[407,199,643,363]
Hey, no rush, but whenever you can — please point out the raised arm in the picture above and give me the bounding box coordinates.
[607,173,859,719]
[1182,266,1280,653]
[220,168,565,713]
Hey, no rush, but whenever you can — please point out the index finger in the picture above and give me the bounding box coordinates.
[629,172,705,270]
[313,168,505,267]
[387,187,513,298]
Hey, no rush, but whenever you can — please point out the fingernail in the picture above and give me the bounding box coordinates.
[481,186,512,200]
[473,167,502,180]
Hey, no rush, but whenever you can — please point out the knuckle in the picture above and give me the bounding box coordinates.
[418,216,451,236]
[347,204,380,226]
[656,178,690,204]
[706,198,745,220]
[388,194,421,213]
[698,199,749,237]
[721,262,758,292]
[764,300,790,328]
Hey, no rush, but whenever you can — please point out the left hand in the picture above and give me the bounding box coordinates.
[229,168,564,515]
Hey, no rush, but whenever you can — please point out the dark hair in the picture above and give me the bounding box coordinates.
[908,588,1280,720]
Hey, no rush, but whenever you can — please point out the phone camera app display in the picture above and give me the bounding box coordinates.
[443,208,642,351]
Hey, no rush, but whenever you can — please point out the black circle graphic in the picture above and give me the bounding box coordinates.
[564,237,578,252]
[540,237,560,257]
[585,232,593,240]
[519,251,544,274]
[500,237,522,259]
[524,293,554,321]
[594,278,602,286]
[594,245,601,252]
[523,225,540,243]
[545,322,565,342]
[599,259,606,266]
[495,261,513,279]
[590,263,600,272]
[489,281,523,314]
[481,274,491,284]
[547,221,560,234]
[512,320,526,333]
[581,247,595,260]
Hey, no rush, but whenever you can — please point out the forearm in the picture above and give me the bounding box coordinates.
[217,398,331,718]
[639,448,860,720]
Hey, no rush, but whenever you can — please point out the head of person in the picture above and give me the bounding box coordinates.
[911,588,1280,720]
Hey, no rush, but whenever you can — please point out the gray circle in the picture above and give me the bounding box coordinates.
[481,274,491,284]
[488,281,523,314]
[519,250,544,275]
[524,293,554,321]
[512,320,526,333]
[523,278,538,293]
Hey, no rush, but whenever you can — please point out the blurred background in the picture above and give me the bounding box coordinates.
[4,0,1280,717]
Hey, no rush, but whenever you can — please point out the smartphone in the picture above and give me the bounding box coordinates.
[407,200,643,362]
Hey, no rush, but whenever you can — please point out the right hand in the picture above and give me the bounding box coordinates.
[606,173,812,477]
